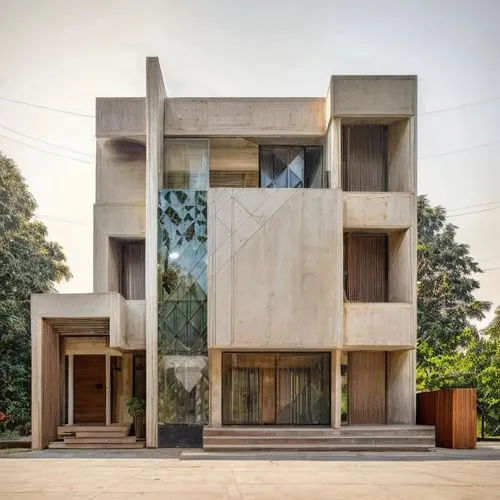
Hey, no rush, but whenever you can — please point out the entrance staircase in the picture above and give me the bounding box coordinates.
[202,425,435,452]
[49,425,145,449]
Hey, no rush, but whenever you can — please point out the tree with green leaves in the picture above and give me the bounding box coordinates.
[417,195,491,358]
[0,152,71,435]
[416,195,499,436]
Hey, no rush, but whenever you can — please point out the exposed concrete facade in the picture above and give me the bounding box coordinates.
[31,57,417,449]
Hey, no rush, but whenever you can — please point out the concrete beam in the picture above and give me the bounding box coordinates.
[330,76,417,117]
[165,98,325,136]
[96,98,146,138]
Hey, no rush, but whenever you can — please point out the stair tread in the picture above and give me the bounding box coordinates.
[204,435,434,440]
[48,441,144,449]
[58,425,129,433]
[64,436,137,444]
[75,432,128,438]
[204,443,433,450]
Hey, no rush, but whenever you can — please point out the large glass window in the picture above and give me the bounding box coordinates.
[259,146,323,188]
[222,352,330,425]
[158,139,209,425]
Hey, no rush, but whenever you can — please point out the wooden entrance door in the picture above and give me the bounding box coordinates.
[74,355,106,424]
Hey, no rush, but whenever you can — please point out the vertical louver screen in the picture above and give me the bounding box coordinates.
[344,233,388,302]
[342,124,388,191]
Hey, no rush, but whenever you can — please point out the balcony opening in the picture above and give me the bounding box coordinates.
[109,238,145,300]
[344,233,388,302]
[341,124,388,191]
[341,119,413,192]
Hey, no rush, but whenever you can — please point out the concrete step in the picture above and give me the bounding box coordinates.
[203,426,435,438]
[203,436,436,446]
[203,443,434,452]
[75,431,128,438]
[58,425,129,435]
[48,441,144,450]
[64,436,137,444]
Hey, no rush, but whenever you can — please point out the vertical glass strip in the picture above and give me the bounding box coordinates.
[158,140,209,425]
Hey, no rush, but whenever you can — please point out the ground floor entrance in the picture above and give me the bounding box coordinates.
[73,355,107,424]
[221,352,330,425]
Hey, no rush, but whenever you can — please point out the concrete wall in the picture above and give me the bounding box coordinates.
[124,300,146,350]
[165,98,325,137]
[386,349,416,424]
[32,320,60,449]
[343,193,413,230]
[330,76,417,117]
[93,205,145,293]
[96,98,146,138]
[208,188,343,349]
[96,140,146,205]
[343,302,414,348]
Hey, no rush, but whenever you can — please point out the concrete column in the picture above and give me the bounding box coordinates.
[68,355,74,425]
[145,57,166,448]
[386,349,416,424]
[209,350,222,427]
[331,350,342,428]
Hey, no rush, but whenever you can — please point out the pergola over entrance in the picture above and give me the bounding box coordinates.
[31,293,129,449]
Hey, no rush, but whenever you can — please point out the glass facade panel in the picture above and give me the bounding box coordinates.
[222,353,330,425]
[158,140,209,425]
[259,146,323,188]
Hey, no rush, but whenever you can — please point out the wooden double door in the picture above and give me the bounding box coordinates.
[222,353,330,425]
[73,355,106,424]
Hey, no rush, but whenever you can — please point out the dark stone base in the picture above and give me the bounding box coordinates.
[158,424,203,448]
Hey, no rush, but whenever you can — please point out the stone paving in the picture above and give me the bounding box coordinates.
[1,449,499,499]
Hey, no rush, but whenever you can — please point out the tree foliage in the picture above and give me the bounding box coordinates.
[417,195,491,357]
[417,195,499,435]
[0,152,71,434]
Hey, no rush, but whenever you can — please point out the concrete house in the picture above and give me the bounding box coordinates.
[31,57,434,451]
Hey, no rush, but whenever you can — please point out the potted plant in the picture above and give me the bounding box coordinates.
[126,397,146,439]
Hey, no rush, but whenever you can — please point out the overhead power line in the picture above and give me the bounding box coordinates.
[419,139,500,160]
[0,97,94,118]
[0,124,93,157]
[447,205,500,218]
[0,134,93,165]
[35,214,90,225]
[448,200,500,212]
[419,96,500,116]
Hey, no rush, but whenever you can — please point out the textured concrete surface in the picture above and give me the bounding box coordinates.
[1,448,500,499]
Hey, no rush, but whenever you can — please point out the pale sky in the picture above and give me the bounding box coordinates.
[1,0,499,325]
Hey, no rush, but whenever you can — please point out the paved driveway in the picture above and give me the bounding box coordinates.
[1,452,499,499]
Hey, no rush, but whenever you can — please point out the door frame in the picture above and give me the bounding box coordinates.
[67,353,111,425]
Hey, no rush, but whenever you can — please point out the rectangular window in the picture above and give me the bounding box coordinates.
[222,352,330,425]
[259,146,323,188]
